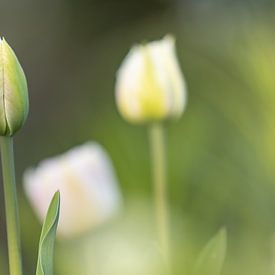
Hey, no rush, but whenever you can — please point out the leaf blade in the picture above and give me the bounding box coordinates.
[36,191,60,275]
[194,228,227,275]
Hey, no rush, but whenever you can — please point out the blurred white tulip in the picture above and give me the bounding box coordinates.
[115,35,187,124]
[23,142,122,238]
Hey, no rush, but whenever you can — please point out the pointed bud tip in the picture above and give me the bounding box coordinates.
[0,37,7,44]
[164,34,175,43]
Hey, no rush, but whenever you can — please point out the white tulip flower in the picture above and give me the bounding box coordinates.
[24,142,122,238]
[115,35,187,123]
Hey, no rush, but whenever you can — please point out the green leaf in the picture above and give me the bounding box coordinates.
[194,228,227,275]
[36,191,60,275]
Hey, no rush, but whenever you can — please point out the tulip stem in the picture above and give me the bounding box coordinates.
[148,123,170,267]
[0,137,22,275]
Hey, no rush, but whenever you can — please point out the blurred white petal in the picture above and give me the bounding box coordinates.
[24,142,122,238]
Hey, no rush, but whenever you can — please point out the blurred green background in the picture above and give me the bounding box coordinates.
[1,0,275,274]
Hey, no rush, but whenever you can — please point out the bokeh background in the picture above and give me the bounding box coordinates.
[1,0,275,274]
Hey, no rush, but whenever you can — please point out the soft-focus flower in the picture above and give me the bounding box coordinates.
[0,38,29,136]
[24,142,122,238]
[56,199,166,275]
[115,35,187,124]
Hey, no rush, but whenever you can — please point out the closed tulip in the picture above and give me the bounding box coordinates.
[0,38,29,136]
[115,35,187,124]
[24,142,122,238]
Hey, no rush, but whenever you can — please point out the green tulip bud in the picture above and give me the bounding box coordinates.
[0,38,29,136]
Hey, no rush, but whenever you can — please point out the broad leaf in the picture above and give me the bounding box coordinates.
[194,228,227,275]
[36,191,60,275]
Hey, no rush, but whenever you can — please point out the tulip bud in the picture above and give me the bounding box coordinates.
[115,35,187,124]
[0,38,29,136]
[23,142,122,239]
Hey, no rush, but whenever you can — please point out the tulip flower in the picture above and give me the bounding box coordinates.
[0,37,29,136]
[115,35,188,266]
[0,38,29,275]
[115,35,187,124]
[24,142,122,238]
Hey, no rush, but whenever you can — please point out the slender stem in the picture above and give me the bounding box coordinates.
[0,137,22,275]
[148,123,170,266]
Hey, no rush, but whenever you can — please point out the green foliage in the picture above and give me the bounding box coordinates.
[36,191,60,275]
[194,228,227,275]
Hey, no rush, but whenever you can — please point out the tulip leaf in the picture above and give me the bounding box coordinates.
[194,228,227,275]
[36,191,60,275]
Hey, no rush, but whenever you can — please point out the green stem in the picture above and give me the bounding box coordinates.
[0,137,22,275]
[148,123,170,265]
